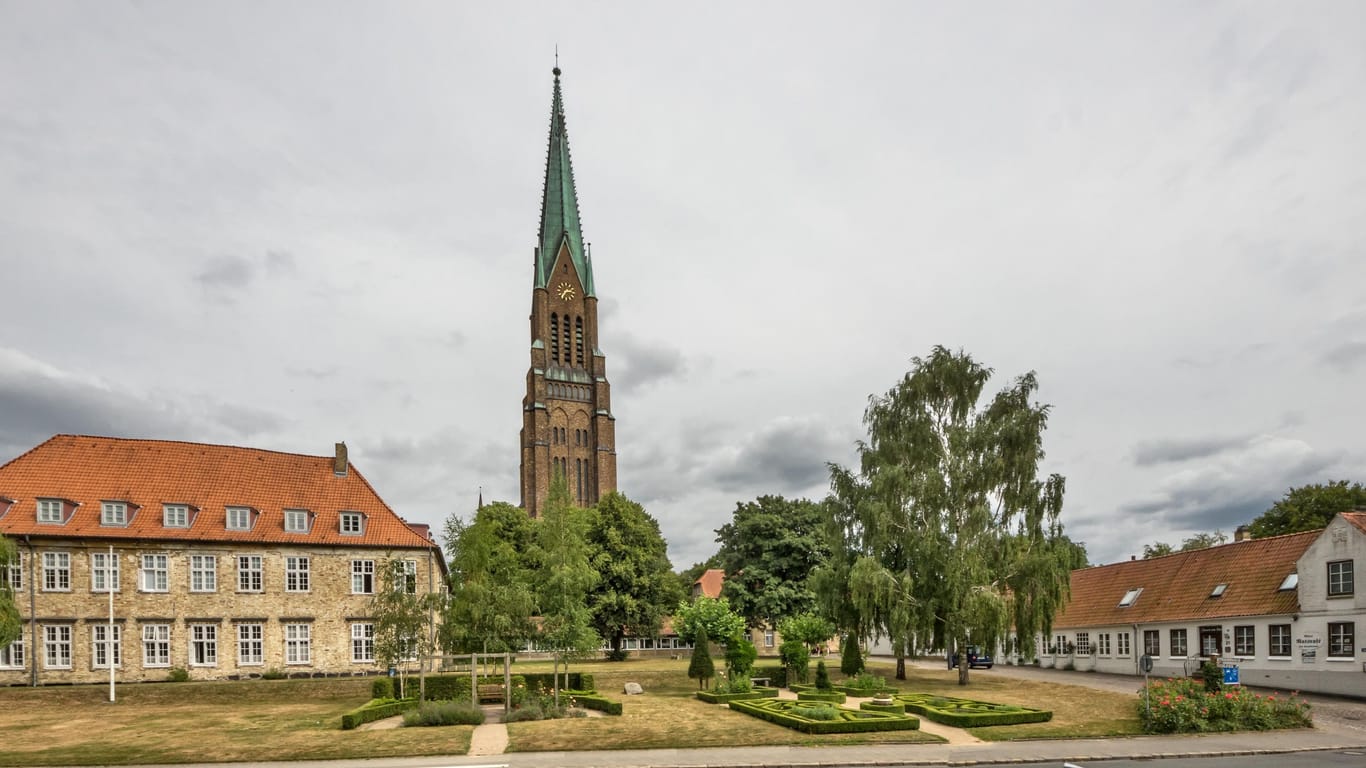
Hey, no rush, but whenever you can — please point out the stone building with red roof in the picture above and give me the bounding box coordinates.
[1024,512,1365,697]
[0,435,446,685]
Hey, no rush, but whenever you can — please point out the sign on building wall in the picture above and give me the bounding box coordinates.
[1296,632,1321,664]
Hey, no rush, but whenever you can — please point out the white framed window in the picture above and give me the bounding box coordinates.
[1170,628,1188,657]
[101,502,128,526]
[1328,560,1354,597]
[189,624,217,666]
[237,623,264,666]
[1209,583,1228,598]
[140,554,169,592]
[340,512,363,535]
[1278,573,1298,591]
[42,552,70,591]
[285,556,309,592]
[3,552,24,592]
[237,555,263,592]
[163,504,189,528]
[0,637,24,669]
[1075,632,1090,655]
[285,624,311,664]
[189,555,217,592]
[351,623,374,663]
[1269,624,1292,658]
[1097,633,1111,656]
[43,625,71,669]
[37,498,63,523]
[143,624,171,667]
[92,624,122,669]
[1234,625,1255,657]
[226,507,252,531]
[764,630,775,648]
[351,560,375,594]
[1328,622,1355,658]
[1117,631,1131,657]
[284,509,309,533]
[396,559,417,594]
[90,551,120,592]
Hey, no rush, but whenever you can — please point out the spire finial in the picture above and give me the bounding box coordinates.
[553,46,560,77]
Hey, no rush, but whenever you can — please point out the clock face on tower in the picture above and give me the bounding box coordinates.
[556,281,576,300]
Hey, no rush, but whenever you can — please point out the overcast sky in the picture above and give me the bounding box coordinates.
[2,1,1363,571]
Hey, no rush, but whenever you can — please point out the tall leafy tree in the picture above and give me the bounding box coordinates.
[535,474,601,701]
[370,557,440,696]
[714,495,829,629]
[672,596,746,646]
[828,346,1071,685]
[1141,542,1174,559]
[0,534,19,650]
[441,501,537,655]
[1249,481,1366,538]
[585,492,680,658]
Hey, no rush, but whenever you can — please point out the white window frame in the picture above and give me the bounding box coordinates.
[1075,632,1090,655]
[1143,629,1160,657]
[189,554,217,592]
[90,551,120,592]
[1328,622,1355,658]
[1269,624,1292,658]
[226,507,252,531]
[37,498,63,523]
[237,623,264,666]
[1117,631,1131,657]
[101,502,128,526]
[1170,628,1188,658]
[92,624,122,669]
[1234,625,1256,657]
[284,509,309,533]
[43,625,72,669]
[351,623,374,663]
[340,512,363,535]
[1328,560,1354,597]
[764,630,775,648]
[285,624,311,665]
[189,624,218,667]
[163,504,189,528]
[237,555,263,592]
[351,559,375,594]
[42,552,70,592]
[140,554,169,592]
[397,559,417,594]
[3,552,24,592]
[0,636,24,669]
[285,556,310,592]
[143,624,171,668]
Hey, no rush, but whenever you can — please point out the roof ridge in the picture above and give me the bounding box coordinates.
[1082,528,1322,572]
[0,434,62,474]
[43,433,335,461]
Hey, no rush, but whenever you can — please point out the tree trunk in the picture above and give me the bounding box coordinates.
[895,654,906,680]
[957,639,970,686]
[612,632,624,657]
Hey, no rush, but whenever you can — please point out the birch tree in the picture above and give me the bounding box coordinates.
[536,474,600,702]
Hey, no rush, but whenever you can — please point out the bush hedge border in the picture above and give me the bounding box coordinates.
[859,700,906,715]
[894,693,1052,727]
[728,698,919,734]
[796,690,847,704]
[340,698,417,730]
[695,687,780,704]
[559,689,623,716]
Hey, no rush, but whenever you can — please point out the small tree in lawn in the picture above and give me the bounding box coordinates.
[371,557,438,699]
[725,637,757,690]
[688,625,715,690]
[780,639,809,685]
[840,632,863,677]
[814,659,832,691]
[536,472,601,705]
[0,534,19,651]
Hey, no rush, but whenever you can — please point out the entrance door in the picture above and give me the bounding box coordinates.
[1199,626,1222,657]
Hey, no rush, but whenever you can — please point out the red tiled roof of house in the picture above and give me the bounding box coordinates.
[1053,530,1318,628]
[0,434,436,550]
[1343,512,1366,535]
[694,568,724,599]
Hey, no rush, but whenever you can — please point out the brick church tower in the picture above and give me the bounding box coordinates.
[519,67,617,516]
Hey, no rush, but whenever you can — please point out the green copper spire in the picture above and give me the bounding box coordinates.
[536,66,595,296]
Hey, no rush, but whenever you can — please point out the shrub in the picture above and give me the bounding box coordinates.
[371,678,394,699]
[168,667,189,683]
[814,660,832,691]
[695,687,780,704]
[725,638,758,680]
[797,690,847,704]
[340,698,415,729]
[688,626,716,689]
[562,690,623,715]
[1137,677,1311,734]
[728,698,919,734]
[895,693,1052,727]
[262,667,287,680]
[840,633,863,676]
[844,672,886,692]
[504,703,546,722]
[779,640,808,685]
[752,664,788,688]
[791,703,840,720]
[1200,660,1224,694]
[403,700,485,727]
[604,648,630,662]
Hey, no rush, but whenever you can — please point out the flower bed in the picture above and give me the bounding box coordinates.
[728,698,919,734]
[894,693,1052,727]
[1138,678,1311,733]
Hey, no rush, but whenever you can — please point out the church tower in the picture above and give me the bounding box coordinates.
[520,67,617,516]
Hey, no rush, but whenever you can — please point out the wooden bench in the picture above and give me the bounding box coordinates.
[750,677,771,688]
[477,683,505,703]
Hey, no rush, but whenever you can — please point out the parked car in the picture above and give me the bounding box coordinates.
[948,645,993,669]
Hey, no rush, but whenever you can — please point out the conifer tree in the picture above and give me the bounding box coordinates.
[815,659,832,691]
[688,625,715,690]
[840,632,863,677]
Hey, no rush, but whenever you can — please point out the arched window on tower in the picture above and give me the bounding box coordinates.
[576,458,583,503]
[550,314,560,364]
[575,316,584,367]
[561,318,572,368]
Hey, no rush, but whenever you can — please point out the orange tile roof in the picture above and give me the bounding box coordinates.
[1343,512,1366,535]
[0,435,436,551]
[694,568,724,599]
[1052,530,1317,628]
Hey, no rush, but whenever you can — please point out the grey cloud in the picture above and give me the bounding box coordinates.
[1131,434,1249,466]
[613,334,686,393]
[709,417,851,494]
[1321,341,1366,373]
[195,255,254,291]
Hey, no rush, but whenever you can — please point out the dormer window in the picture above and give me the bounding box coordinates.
[101,502,128,526]
[1278,573,1298,591]
[284,508,309,533]
[226,507,253,531]
[1118,587,1143,607]
[37,499,64,524]
[163,504,190,528]
[339,512,364,535]
[1209,583,1228,599]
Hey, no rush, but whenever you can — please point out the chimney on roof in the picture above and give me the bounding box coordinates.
[1234,525,1251,542]
[407,522,431,541]
[1130,555,1136,561]
[334,442,348,477]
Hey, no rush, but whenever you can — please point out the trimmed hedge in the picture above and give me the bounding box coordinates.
[894,693,1052,727]
[751,664,788,689]
[371,677,394,699]
[561,689,623,715]
[859,700,906,715]
[340,698,416,730]
[834,683,900,696]
[519,672,594,692]
[796,690,847,704]
[695,686,781,704]
[728,698,919,734]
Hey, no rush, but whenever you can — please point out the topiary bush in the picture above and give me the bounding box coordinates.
[725,637,758,681]
[371,677,394,699]
[840,633,863,676]
[688,625,716,689]
[814,660,832,691]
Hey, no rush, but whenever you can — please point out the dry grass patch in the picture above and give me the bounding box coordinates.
[0,678,472,766]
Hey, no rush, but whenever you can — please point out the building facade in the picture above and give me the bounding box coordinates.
[0,435,445,685]
[519,67,617,516]
[1021,513,1365,697]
